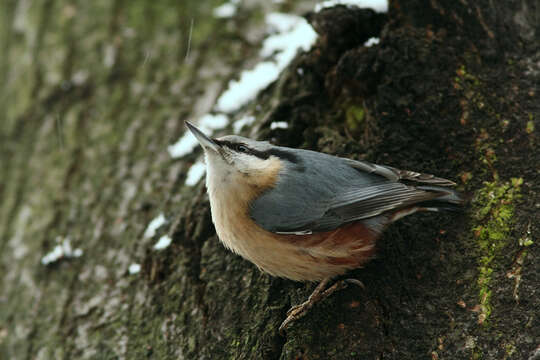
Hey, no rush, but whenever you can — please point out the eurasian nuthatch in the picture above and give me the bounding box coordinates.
[185,121,463,332]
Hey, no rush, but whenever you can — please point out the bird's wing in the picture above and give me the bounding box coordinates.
[249,151,453,234]
[342,158,457,186]
[251,181,440,234]
[310,182,441,232]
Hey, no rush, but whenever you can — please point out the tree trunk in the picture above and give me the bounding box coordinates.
[1,0,538,359]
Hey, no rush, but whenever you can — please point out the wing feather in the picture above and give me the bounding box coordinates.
[249,147,459,234]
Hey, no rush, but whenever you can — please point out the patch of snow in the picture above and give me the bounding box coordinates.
[199,113,229,130]
[215,62,281,113]
[214,0,241,18]
[265,13,299,33]
[213,2,237,18]
[169,114,229,158]
[144,213,166,238]
[364,37,380,46]
[128,263,141,274]
[153,235,172,250]
[168,132,200,158]
[261,13,316,67]
[41,236,83,265]
[315,0,388,13]
[270,121,288,129]
[185,161,206,186]
[233,115,256,133]
[215,13,317,113]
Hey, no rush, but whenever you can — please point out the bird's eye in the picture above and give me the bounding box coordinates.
[236,145,249,153]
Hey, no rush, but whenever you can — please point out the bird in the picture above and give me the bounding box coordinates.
[185,121,463,334]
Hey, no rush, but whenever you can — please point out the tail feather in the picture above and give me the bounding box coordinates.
[416,185,465,205]
[386,166,457,186]
[361,182,465,231]
[388,185,465,222]
[421,204,464,213]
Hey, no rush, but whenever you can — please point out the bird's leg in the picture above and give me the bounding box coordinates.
[279,277,350,335]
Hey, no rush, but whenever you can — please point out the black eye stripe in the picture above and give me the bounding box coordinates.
[213,139,300,164]
[220,140,268,159]
[215,140,252,154]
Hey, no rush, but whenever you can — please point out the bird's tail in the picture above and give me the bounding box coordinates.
[417,185,465,205]
[361,184,465,232]
[389,185,465,222]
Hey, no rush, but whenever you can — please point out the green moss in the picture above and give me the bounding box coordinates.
[456,65,481,86]
[345,104,365,131]
[473,128,498,179]
[472,350,482,360]
[526,119,534,134]
[504,343,516,358]
[471,177,522,324]
[519,226,533,247]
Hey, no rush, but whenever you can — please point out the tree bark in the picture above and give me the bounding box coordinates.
[1,1,538,359]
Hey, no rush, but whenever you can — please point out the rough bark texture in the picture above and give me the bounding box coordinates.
[1,1,538,359]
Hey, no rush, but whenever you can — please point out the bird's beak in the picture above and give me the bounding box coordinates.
[185,121,221,152]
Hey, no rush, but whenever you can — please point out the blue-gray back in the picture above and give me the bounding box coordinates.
[249,146,460,234]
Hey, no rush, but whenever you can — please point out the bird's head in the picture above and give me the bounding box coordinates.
[185,121,289,191]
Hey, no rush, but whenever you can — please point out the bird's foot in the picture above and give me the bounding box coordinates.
[279,277,362,335]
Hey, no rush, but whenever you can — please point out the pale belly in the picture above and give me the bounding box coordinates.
[209,191,375,281]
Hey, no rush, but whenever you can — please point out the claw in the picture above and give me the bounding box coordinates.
[344,278,365,288]
[279,277,359,335]
[286,303,301,317]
